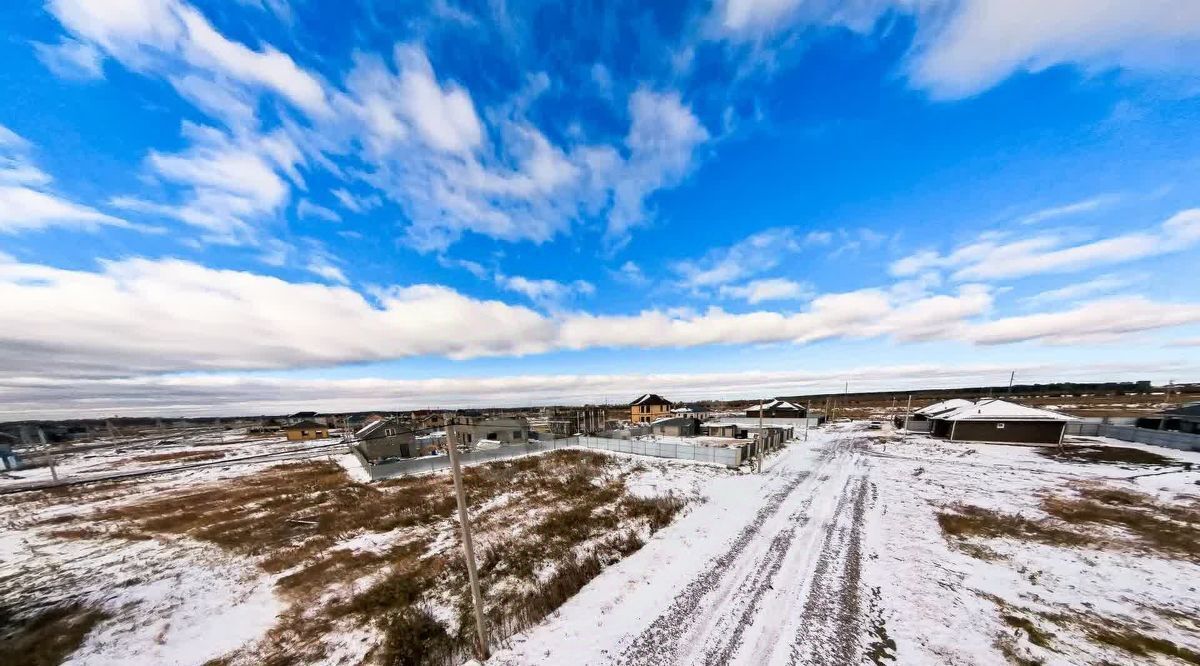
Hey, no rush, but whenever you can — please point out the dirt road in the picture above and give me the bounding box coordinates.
[615,433,873,666]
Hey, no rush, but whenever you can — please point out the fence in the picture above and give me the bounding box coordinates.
[355,434,750,481]
[1065,423,1200,452]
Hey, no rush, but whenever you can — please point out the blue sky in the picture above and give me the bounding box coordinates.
[2,0,1200,418]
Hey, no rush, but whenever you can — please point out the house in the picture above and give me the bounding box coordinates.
[745,399,805,419]
[670,403,711,420]
[650,416,701,437]
[928,399,1074,445]
[630,394,673,424]
[452,416,530,449]
[898,398,974,431]
[284,420,331,441]
[355,417,419,461]
[1157,403,1200,434]
[284,411,327,426]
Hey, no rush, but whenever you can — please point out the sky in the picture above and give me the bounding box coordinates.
[2,0,1200,419]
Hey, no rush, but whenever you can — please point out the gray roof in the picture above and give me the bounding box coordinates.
[1163,403,1200,418]
[630,393,671,406]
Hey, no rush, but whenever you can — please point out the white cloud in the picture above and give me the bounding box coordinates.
[47,0,329,114]
[0,186,135,234]
[4,359,1191,420]
[710,1,1200,98]
[969,296,1200,345]
[672,227,816,289]
[329,51,710,252]
[1017,194,1119,225]
[496,273,595,309]
[908,0,1200,100]
[719,278,813,304]
[1020,273,1143,307]
[114,123,303,243]
[34,37,105,80]
[612,260,648,285]
[605,88,709,245]
[892,208,1200,281]
[296,199,342,223]
[331,188,382,214]
[304,257,348,284]
[0,127,147,234]
[1,256,1196,380]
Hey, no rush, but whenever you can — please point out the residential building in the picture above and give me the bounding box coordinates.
[928,399,1073,444]
[452,416,530,449]
[1157,403,1200,434]
[745,399,805,419]
[630,394,673,424]
[284,420,330,441]
[355,417,419,461]
[670,403,711,420]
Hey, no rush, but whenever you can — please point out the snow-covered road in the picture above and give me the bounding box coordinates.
[491,428,877,666]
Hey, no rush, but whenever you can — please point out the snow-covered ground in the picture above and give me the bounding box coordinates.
[491,424,1200,665]
[6,422,1199,665]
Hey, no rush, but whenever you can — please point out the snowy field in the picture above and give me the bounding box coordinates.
[491,424,1200,665]
[3,422,1199,665]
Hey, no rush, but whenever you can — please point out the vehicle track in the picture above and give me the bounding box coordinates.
[616,437,869,666]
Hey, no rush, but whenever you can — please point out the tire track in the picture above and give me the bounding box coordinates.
[617,439,854,666]
[615,470,810,665]
[788,473,870,665]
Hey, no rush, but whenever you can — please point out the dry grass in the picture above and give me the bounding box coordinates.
[938,482,1200,563]
[72,449,688,666]
[1037,445,1185,467]
[0,603,110,666]
[937,504,1090,549]
[1041,483,1200,562]
[131,450,227,464]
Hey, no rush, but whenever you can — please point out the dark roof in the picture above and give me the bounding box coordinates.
[630,393,672,407]
[290,411,318,418]
[1163,403,1200,418]
[284,420,325,430]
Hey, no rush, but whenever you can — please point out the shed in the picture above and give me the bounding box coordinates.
[930,399,1074,444]
[650,417,700,437]
[1159,403,1200,434]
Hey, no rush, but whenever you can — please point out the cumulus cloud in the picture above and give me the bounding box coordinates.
[719,278,813,304]
[1,255,1195,381]
[3,360,1191,420]
[891,208,1200,281]
[495,273,595,309]
[969,296,1200,345]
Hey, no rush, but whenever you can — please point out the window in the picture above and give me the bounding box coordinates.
[487,432,498,440]
[384,428,395,436]
[301,430,309,436]
[513,430,523,440]
[996,423,1006,429]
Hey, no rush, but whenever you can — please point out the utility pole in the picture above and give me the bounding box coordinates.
[445,414,489,661]
[903,394,912,440]
[1008,371,1015,394]
[757,398,764,473]
[804,401,810,441]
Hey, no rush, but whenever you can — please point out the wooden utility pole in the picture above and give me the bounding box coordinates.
[444,414,489,661]
[903,394,912,439]
[1008,371,1015,394]
[757,398,764,473]
[804,401,810,441]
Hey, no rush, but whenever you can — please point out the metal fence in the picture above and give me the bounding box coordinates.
[355,435,750,481]
[1065,423,1200,452]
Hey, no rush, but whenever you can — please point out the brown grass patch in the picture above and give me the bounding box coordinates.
[937,504,1090,548]
[1037,445,1185,467]
[1041,483,1200,561]
[131,450,226,464]
[0,603,110,666]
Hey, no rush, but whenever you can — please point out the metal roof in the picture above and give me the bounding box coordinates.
[935,399,1074,422]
